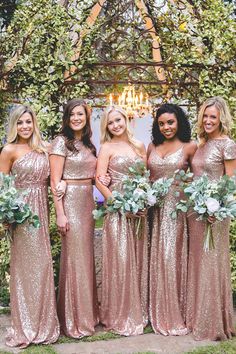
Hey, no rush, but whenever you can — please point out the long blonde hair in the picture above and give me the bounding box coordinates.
[100,106,140,150]
[7,105,47,153]
[198,96,233,145]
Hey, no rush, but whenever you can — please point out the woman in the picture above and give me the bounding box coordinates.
[49,99,99,338]
[0,105,60,348]
[96,106,148,336]
[147,103,197,336]
[186,96,236,340]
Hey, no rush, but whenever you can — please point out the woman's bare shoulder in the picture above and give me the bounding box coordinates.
[1,144,17,155]
[184,140,198,156]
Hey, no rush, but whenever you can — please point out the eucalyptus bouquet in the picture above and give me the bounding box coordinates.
[93,161,154,220]
[151,176,175,206]
[93,161,174,227]
[0,173,41,241]
[171,171,236,251]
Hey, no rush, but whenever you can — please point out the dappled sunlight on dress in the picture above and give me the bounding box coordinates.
[186,138,236,340]
[100,155,148,336]
[148,147,188,336]
[6,151,59,348]
[50,136,98,338]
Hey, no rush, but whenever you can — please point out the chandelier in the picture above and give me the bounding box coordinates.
[108,84,152,119]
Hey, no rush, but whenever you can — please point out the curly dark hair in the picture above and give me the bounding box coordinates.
[60,98,96,156]
[152,103,191,146]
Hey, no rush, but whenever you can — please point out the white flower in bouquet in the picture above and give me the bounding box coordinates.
[172,171,236,251]
[147,193,157,206]
[205,197,220,213]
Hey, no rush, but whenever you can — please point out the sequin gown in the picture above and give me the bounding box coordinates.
[148,146,189,335]
[186,138,236,340]
[100,155,148,336]
[6,151,59,348]
[50,136,98,338]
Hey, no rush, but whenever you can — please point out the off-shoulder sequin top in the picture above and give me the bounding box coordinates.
[49,135,96,179]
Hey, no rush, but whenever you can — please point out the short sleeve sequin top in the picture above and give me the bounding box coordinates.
[50,135,96,179]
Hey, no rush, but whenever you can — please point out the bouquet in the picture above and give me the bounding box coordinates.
[0,173,41,241]
[93,161,174,236]
[171,171,236,251]
[151,176,175,206]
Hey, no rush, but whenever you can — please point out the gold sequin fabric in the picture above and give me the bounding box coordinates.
[50,135,96,179]
[50,136,98,338]
[100,155,148,336]
[186,138,236,340]
[6,151,60,348]
[148,147,189,335]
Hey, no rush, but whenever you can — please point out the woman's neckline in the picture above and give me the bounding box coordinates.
[207,136,229,141]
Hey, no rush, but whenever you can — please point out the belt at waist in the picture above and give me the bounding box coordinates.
[63,179,93,186]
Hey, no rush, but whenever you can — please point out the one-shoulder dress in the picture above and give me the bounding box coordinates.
[50,136,98,338]
[6,151,59,348]
[186,138,236,340]
[147,146,189,335]
[100,155,148,336]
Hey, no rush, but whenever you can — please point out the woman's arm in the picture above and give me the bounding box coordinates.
[95,144,113,200]
[0,145,14,174]
[147,142,153,160]
[49,154,69,235]
[225,159,236,177]
[187,141,198,171]
[139,142,147,165]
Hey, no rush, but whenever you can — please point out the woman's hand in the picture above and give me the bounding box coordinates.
[2,222,10,230]
[52,180,67,200]
[0,221,10,231]
[126,210,147,219]
[207,215,216,224]
[98,173,111,187]
[56,214,70,236]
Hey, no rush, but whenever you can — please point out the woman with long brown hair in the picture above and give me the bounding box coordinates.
[49,99,98,338]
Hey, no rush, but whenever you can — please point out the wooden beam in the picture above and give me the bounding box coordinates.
[64,0,106,79]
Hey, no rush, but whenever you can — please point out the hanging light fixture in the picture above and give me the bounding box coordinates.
[108,84,152,119]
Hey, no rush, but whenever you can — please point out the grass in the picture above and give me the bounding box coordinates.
[184,336,236,354]
[57,331,121,344]
[0,307,10,315]
[0,345,57,354]
[95,216,103,229]
[21,346,57,354]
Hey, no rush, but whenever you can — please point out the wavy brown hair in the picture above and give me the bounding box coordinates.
[60,98,96,155]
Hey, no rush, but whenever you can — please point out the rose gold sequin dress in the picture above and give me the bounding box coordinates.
[6,151,60,348]
[148,146,189,335]
[186,138,236,340]
[100,155,148,336]
[50,136,98,338]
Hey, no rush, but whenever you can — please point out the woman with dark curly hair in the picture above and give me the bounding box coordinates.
[147,103,197,336]
[49,99,99,338]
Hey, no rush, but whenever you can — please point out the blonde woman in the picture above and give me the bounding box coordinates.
[186,96,236,340]
[0,105,59,348]
[96,106,148,336]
